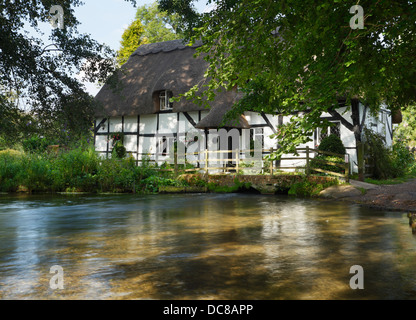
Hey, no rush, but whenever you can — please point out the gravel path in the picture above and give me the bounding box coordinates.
[319,179,416,213]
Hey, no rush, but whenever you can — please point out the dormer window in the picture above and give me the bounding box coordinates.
[159,90,173,111]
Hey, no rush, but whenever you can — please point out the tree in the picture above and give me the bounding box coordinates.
[0,0,137,144]
[117,2,182,66]
[395,105,416,148]
[159,0,416,180]
[0,94,36,149]
[117,19,148,66]
[136,2,183,43]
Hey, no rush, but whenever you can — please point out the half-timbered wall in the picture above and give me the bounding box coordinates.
[94,103,392,174]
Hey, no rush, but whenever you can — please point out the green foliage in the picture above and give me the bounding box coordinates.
[0,96,38,149]
[357,132,416,182]
[142,176,177,193]
[288,178,339,197]
[310,134,346,175]
[158,0,202,37]
[391,139,416,177]
[112,142,127,159]
[160,0,416,157]
[0,150,24,192]
[177,173,207,187]
[135,2,183,43]
[1,1,136,141]
[97,157,138,192]
[20,154,56,192]
[22,136,56,154]
[117,2,182,66]
[310,155,346,175]
[394,105,416,148]
[318,134,346,155]
[117,19,148,66]
[54,147,100,192]
[0,144,188,194]
[375,105,416,179]
[363,128,398,180]
[207,178,251,193]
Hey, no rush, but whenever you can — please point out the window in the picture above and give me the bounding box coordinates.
[379,112,385,124]
[157,135,175,156]
[250,128,264,155]
[330,122,341,137]
[159,90,173,111]
[318,122,340,143]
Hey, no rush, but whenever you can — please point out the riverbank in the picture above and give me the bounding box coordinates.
[318,178,416,213]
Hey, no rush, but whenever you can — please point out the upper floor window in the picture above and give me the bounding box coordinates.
[159,90,173,111]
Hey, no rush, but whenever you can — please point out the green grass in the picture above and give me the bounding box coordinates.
[364,164,416,185]
[357,187,367,195]
[364,167,416,185]
[364,177,406,185]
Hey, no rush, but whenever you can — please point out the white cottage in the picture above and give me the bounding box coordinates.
[94,40,397,174]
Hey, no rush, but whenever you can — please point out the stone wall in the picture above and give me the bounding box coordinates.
[207,174,336,189]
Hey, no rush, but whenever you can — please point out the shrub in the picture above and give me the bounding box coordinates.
[311,134,346,175]
[22,136,56,154]
[20,154,55,192]
[112,142,127,159]
[0,150,24,192]
[142,176,177,193]
[363,128,398,179]
[97,155,149,193]
[0,149,23,157]
[318,134,346,155]
[391,139,415,176]
[54,147,100,192]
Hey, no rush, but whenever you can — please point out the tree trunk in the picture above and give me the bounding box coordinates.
[351,99,364,181]
[328,98,365,181]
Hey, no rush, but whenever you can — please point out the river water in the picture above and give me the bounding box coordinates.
[0,193,415,300]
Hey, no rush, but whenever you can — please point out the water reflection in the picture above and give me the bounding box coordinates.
[0,193,415,299]
[408,213,416,235]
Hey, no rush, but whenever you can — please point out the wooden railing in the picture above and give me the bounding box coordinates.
[135,146,350,182]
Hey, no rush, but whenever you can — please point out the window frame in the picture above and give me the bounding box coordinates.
[157,135,175,156]
[318,121,341,144]
[159,90,173,111]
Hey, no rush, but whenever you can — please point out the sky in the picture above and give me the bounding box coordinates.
[70,0,211,95]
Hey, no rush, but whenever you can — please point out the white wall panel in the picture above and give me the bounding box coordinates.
[95,135,107,152]
[124,135,137,153]
[244,111,267,125]
[158,113,177,134]
[138,136,156,158]
[95,118,107,133]
[124,116,138,133]
[140,115,157,134]
[109,117,122,133]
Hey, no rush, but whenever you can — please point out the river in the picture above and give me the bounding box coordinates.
[0,193,415,300]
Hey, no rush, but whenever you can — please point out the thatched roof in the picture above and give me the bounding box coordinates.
[195,91,250,129]
[95,39,249,129]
